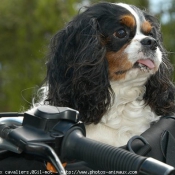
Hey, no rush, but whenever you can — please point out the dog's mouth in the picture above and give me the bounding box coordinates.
[114,59,156,75]
[133,59,155,71]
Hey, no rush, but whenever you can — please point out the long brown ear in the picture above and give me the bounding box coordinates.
[143,12,175,116]
[45,13,114,124]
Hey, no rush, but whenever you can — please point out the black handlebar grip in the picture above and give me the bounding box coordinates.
[61,127,175,175]
[61,127,145,171]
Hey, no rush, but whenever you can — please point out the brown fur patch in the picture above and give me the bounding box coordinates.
[120,15,136,28]
[106,44,133,81]
[141,21,152,34]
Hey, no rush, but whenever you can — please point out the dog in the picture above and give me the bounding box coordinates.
[38,2,175,147]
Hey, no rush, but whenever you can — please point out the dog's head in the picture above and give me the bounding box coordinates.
[45,2,175,124]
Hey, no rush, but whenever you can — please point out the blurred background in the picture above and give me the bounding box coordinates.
[0,0,175,112]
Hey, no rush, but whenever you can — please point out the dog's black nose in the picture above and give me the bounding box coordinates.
[140,37,158,50]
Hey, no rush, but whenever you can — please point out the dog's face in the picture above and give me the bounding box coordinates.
[99,3,162,82]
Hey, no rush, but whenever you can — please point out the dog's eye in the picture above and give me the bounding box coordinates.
[113,29,127,38]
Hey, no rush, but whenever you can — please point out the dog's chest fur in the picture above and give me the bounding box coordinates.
[85,79,159,147]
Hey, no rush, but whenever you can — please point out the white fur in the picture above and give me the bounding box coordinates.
[86,70,160,147]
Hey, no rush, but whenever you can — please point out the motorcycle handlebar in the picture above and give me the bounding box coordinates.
[0,106,175,175]
[61,126,175,175]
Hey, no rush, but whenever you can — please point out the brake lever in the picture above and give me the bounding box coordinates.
[25,142,66,175]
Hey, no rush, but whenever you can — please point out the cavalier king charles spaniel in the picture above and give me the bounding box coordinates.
[38,2,175,147]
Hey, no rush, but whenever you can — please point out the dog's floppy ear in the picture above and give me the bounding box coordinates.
[46,14,113,124]
[143,13,175,116]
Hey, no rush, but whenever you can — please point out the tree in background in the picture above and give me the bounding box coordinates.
[155,0,175,78]
[0,0,174,112]
[0,0,79,111]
